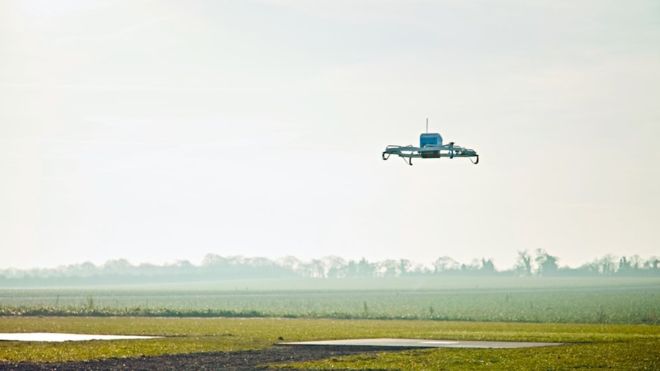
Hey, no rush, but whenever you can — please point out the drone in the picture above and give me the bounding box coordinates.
[382,119,479,166]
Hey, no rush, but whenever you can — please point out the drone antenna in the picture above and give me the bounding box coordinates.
[426,117,429,133]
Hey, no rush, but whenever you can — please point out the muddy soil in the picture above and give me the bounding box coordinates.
[1,345,405,370]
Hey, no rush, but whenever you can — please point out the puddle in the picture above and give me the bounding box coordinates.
[281,338,563,349]
[421,340,460,345]
[0,333,160,342]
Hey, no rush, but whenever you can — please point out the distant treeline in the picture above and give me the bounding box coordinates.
[1,250,659,286]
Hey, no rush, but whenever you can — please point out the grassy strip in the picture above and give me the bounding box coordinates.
[0,317,659,363]
[0,306,269,318]
[1,305,658,324]
[280,340,660,370]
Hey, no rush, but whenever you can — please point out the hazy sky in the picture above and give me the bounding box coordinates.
[2,0,659,269]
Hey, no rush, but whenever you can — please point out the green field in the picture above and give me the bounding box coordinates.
[1,277,658,324]
[1,277,659,369]
[0,317,658,369]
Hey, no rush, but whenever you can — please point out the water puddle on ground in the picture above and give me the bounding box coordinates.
[281,338,563,349]
[0,333,160,342]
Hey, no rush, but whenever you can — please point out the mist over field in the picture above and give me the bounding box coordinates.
[3,0,660,270]
[2,1,660,368]
[2,252,658,326]
[1,252,659,287]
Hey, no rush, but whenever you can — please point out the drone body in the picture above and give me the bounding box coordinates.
[382,120,479,166]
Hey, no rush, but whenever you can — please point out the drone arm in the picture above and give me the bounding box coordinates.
[382,143,477,165]
[443,144,479,164]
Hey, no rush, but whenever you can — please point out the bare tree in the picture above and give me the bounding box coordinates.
[535,249,559,276]
[515,250,533,276]
[433,256,459,273]
[376,259,399,277]
[480,258,496,274]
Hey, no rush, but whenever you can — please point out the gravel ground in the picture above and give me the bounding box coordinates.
[1,346,404,370]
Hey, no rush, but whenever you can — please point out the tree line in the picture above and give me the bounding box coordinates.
[0,250,658,285]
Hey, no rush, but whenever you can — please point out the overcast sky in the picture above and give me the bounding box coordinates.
[1,0,659,269]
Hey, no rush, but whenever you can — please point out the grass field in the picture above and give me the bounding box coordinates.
[1,277,659,324]
[0,317,658,369]
[2,277,659,369]
[283,337,660,370]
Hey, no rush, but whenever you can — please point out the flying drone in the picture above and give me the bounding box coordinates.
[382,119,479,166]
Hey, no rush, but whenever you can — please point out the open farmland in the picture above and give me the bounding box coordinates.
[0,317,658,369]
[2,277,658,369]
[1,277,658,324]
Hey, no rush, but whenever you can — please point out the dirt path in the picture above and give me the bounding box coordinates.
[1,346,403,370]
